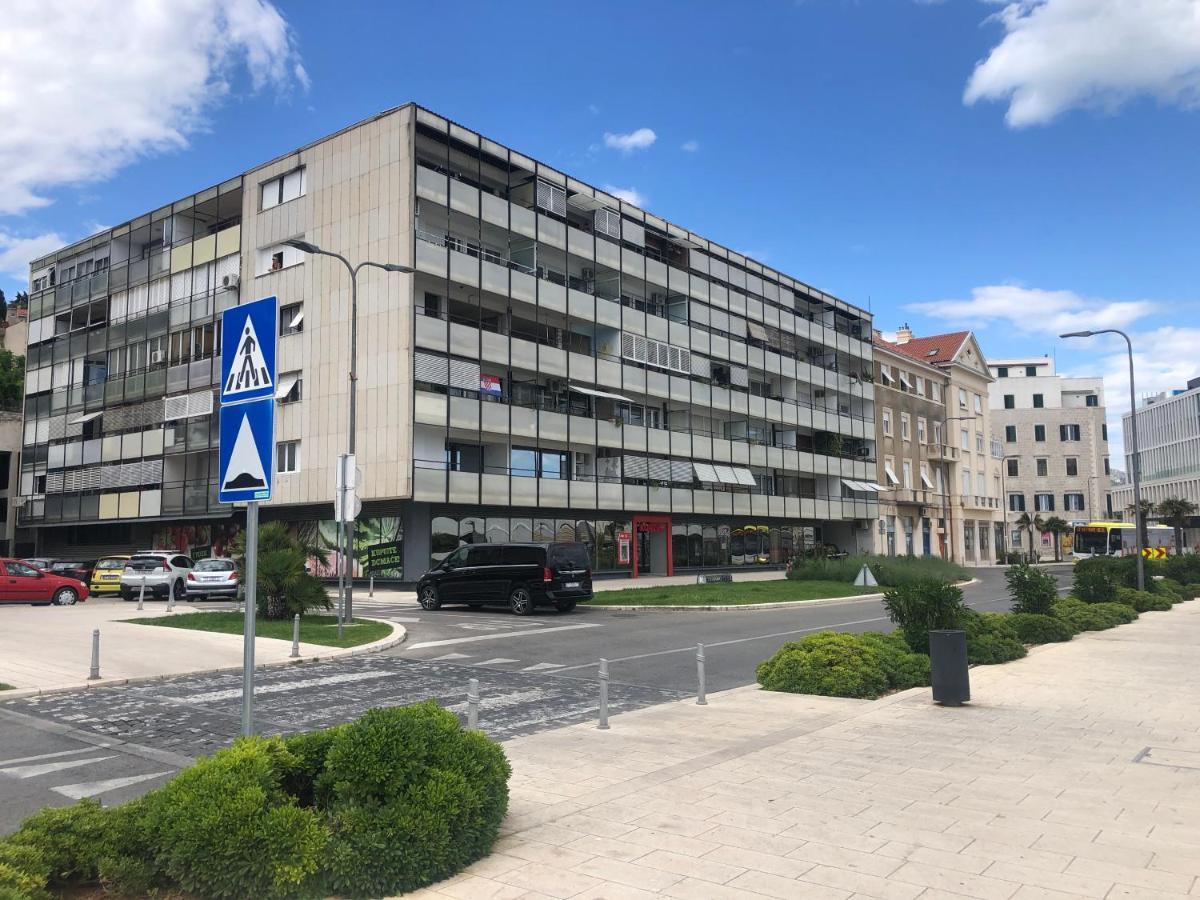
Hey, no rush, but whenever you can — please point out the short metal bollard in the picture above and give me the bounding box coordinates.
[166,584,176,612]
[290,614,300,658]
[597,658,610,729]
[696,643,708,705]
[88,629,101,680]
[137,579,146,611]
[369,575,374,598]
[929,629,970,706]
[467,678,480,730]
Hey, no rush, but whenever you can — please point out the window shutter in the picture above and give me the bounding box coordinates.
[414,351,450,385]
[448,357,481,391]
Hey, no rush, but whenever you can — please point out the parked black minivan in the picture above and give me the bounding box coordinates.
[416,542,593,614]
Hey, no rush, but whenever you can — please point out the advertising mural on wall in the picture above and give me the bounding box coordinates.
[296,517,404,580]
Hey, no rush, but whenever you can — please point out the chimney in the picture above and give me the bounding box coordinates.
[895,323,913,345]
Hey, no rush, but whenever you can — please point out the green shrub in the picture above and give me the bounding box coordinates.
[858,631,931,689]
[881,580,966,653]
[140,737,328,900]
[1115,587,1172,612]
[961,611,1028,664]
[1073,557,1118,603]
[0,861,45,900]
[282,724,347,807]
[1008,612,1074,644]
[0,799,111,886]
[1164,554,1200,585]
[1183,583,1200,601]
[1053,598,1136,632]
[756,631,929,698]
[1155,578,1185,602]
[788,554,968,587]
[321,703,511,898]
[1005,563,1059,614]
[1095,601,1138,624]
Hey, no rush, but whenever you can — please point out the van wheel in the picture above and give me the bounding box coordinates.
[418,585,442,610]
[509,585,534,616]
[554,599,576,613]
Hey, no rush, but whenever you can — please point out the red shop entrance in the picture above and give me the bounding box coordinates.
[631,514,672,579]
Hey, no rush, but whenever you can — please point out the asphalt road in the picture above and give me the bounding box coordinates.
[0,564,1074,831]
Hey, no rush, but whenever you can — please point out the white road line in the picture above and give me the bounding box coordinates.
[406,623,601,650]
[180,670,396,704]
[477,658,519,666]
[0,747,107,767]
[431,652,472,661]
[521,663,565,672]
[53,771,174,800]
[0,755,115,779]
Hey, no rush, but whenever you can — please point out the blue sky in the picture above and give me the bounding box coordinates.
[3,0,1199,462]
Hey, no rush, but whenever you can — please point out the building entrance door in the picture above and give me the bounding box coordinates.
[632,515,672,578]
[922,519,931,556]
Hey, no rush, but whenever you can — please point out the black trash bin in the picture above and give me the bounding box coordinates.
[929,629,970,706]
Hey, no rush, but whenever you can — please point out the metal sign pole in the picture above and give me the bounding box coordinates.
[241,500,258,736]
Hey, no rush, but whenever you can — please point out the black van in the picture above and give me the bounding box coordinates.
[416,542,593,615]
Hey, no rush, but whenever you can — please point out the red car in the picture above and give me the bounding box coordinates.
[0,558,90,606]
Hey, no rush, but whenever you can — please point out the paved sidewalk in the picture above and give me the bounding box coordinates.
[411,602,1200,899]
[0,599,402,694]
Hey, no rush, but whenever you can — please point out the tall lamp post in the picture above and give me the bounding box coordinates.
[284,240,413,621]
[1060,329,1144,591]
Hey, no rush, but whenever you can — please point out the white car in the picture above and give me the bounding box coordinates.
[120,551,194,603]
[185,557,240,600]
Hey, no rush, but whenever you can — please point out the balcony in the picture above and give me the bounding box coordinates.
[929,443,958,462]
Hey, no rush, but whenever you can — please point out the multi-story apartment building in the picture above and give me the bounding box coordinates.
[1112,378,1200,546]
[988,357,1111,557]
[874,327,1004,565]
[18,103,879,578]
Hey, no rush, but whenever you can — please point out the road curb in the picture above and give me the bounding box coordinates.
[583,578,981,612]
[0,617,406,701]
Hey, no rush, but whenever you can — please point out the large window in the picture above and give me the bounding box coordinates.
[1007,458,1019,477]
[1065,457,1078,476]
[260,167,306,210]
[1035,424,1046,442]
[276,440,300,474]
[1060,424,1081,442]
[1009,493,1026,512]
[1035,493,1054,512]
[1064,493,1086,511]
[1003,394,1015,409]
[1033,393,1044,408]
[1036,458,1048,476]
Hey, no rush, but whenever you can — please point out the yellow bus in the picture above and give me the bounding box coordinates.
[1071,521,1173,559]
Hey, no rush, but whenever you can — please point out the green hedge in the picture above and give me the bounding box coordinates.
[1115,587,1173,612]
[1051,597,1136,633]
[1007,612,1074,644]
[881,579,967,654]
[962,611,1027,665]
[0,703,510,900]
[1005,563,1059,615]
[756,631,929,699]
[788,554,968,587]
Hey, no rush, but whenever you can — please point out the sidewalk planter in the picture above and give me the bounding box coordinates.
[929,629,970,706]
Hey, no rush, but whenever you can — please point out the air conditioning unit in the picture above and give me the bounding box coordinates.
[221,274,240,291]
[149,350,164,365]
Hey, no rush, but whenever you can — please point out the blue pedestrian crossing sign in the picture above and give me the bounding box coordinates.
[218,296,278,504]
[221,296,278,405]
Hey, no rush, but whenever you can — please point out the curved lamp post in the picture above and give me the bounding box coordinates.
[1060,329,1144,591]
[284,239,413,621]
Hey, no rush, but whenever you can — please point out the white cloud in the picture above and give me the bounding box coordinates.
[603,128,657,153]
[602,185,647,207]
[0,231,66,281]
[0,0,306,215]
[965,0,1200,127]
[681,139,700,153]
[907,284,1157,336]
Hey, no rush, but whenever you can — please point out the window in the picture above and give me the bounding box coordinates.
[1007,458,1019,477]
[1035,493,1055,512]
[1102,424,1108,441]
[960,428,969,451]
[958,388,967,409]
[1009,493,1026,512]
[916,376,925,396]
[1011,530,1023,547]
[932,421,942,446]
[1003,394,1015,409]
[1060,424,1081,442]
[976,433,984,453]
[961,470,972,496]
[882,408,893,436]
[1104,457,1110,475]
[900,413,911,441]
[1034,424,1046,442]
[191,323,216,360]
[1064,493,1086,511]
[931,382,942,403]
[1036,458,1048,477]
[902,460,912,488]
[879,364,893,384]
[256,243,304,276]
[1065,457,1078,476]
[277,440,300,474]
[276,371,302,403]
[1025,366,1037,377]
[280,303,304,336]
[260,167,306,210]
[997,366,1008,378]
[884,456,899,486]
[974,394,983,414]
[1085,394,1099,407]
[917,417,927,444]
[1033,393,1044,408]
[1005,425,1016,443]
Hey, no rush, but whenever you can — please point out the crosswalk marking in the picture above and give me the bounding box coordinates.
[477,658,519,666]
[431,652,472,661]
[1,755,115,779]
[407,622,601,650]
[0,747,106,767]
[53,771,174,800]
[179,670,395,705]
[521,663,565,672]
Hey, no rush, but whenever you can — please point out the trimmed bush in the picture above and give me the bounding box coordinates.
[881,580,967,654]
[756,631,928,698]
[962,611,1027,664]
[1007,613,1074,644]
[1052,598,1136,633]
[1164,554,1200,585]
[788,554,968,587]
[1155,578,1185,602]
[1183,583,1200,601]
[1115,587,1172,612]
[1073,557,1118,603]
[1006,563,1059,615]
[1096,601,1138,624]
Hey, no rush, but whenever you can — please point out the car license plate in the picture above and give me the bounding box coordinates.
[203,575,223,582]
[103,574,119,580]
[564,581,579,589]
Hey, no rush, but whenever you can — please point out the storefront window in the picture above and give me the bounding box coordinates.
[703,526,721,566]
[688,524,704,567]
[486,517,510,544]
[459,517,485,545]
[672,523,689,569]
[431,516,459,568]
[533,518,554,542]
[509,518,531,543]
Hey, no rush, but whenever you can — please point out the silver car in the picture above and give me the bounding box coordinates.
[185,557,240,600]
[120,551,194,603]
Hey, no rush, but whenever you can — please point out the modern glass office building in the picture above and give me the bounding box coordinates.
[20,103,878,578]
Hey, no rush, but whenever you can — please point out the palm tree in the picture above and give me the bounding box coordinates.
[1125,499,1154,549]
[1156,497,1197,556]
[1015,512,1045,562]
[1042,515,1070,562]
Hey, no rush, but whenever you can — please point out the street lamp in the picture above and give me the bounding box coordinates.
[284,239,414,621]
[1060,329,1144,591]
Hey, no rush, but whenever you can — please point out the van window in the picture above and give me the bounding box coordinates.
[502,546,542,566]
[441,547,468,568]
[549,543,591,570]
[467,546,504,566]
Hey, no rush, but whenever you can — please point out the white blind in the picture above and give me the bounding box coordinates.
[448,357,481,391]
[414,351,450,385]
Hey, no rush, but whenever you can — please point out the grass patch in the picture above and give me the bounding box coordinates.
[128,612,393,648]
[585,579,871,606]
[0,683,13,691]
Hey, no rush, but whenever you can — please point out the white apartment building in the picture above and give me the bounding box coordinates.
[19,103,879,579]
[1112,378,1200,544]
[988,357,1112,556]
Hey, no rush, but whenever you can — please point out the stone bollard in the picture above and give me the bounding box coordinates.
[597,659,610,730]
[290,614,300,658]
[369,575,374,598]
[88,629,101,680]
[137,579,146,611]
[697,643,708,706]
[167,583,176,612]
[467,678,480,730]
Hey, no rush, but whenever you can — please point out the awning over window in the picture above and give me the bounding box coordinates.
[714,465,740,485]
[692,462,720,483]
[883,463,900,485]
[288,309,304,329]
[70,411,102,425]
[568,383,634,404]
[920,470,935,489]
[733,468,757,487]
[274,373,299,400]
[880,367,893,383]
[746,322,769,342]
[844,479,886,493]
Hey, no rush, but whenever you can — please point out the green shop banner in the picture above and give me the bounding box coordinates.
[363,540,404,573]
